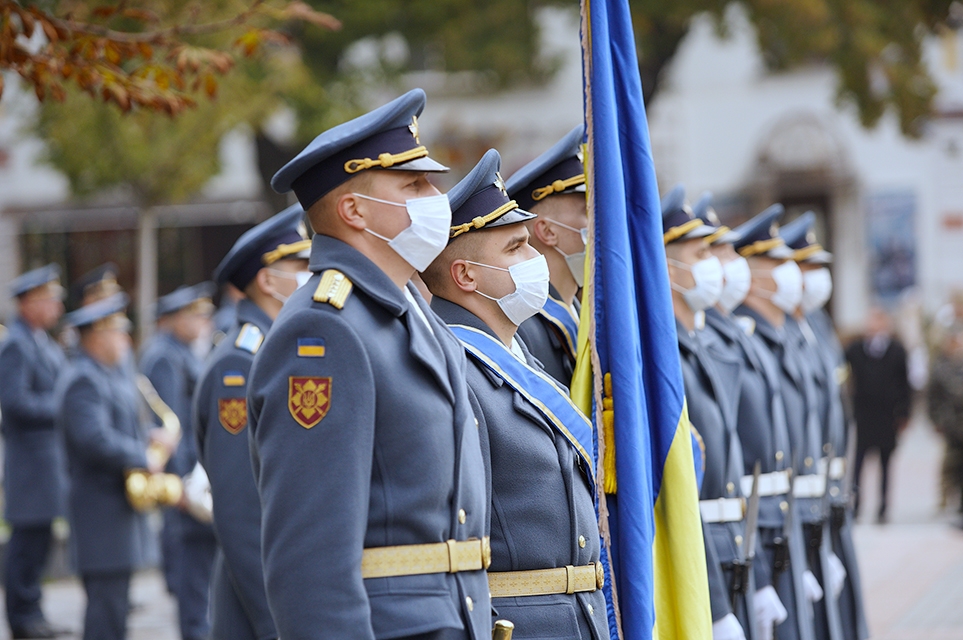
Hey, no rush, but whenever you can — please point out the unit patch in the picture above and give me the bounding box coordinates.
[288,376,332,429]
[297,338,326,358]
[222,371,246,387]
[218,398,248,434]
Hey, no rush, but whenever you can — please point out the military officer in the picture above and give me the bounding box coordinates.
[56,293,152,640]
[731,207,824,640]
[0,265,68,640]
[419,148,608,639]
[249,89,490,640]
[139,283,216,640]
[71,263,123,308]
[506,125,587,387]
[780,215,867,640]
[660,186,759,640]
[194,204,310,640]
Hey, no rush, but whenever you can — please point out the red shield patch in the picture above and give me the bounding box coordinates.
[288,377,332,429]
[218,398,248,434]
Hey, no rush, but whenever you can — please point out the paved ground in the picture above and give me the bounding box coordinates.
[2,414,962,639]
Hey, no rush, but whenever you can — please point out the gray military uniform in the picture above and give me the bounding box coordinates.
[247,235,491,640]
[431,298,609,640]
[194,299,276,640]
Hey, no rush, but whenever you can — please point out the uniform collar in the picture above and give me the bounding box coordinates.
[308,234,407,317]
[235,298,273,334]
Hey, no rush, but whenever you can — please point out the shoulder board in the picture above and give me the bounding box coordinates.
[313,269,353,310]
[235,323,264,354]
[734,315,756,337]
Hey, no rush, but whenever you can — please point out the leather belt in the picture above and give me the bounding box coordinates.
[488,562,605,598]
[818,457,846,481]
[793,474,827,498]
[700,497,746,523]
[740,470,790,497]
[361,537,491,579]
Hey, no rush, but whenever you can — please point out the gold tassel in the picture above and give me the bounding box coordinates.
[602,372,617,494]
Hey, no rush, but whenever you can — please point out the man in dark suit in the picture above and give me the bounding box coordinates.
[139,284,216,640]
[248,89,491,640]
[421,149,609,640]
[56,293,153,640]
[194,204,309,640]
[845,307,910,523]
[0,264,67,639]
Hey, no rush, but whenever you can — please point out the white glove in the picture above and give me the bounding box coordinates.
[753,585,789,640]
[827,553,847,599]
[712,613,747,640]
[182,462,214,523]
[803,570,824,602]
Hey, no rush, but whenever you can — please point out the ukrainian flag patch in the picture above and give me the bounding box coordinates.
[222,371,246,387]
[297,338,326,358]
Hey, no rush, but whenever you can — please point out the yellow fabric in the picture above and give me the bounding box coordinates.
[652,401,712,640]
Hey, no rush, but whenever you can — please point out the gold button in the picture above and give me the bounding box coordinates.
[726,482,735,495]
[735,535,743,546]
[775,451,784,461]
[823,443,831,454]
[830,486,840,497]
[474,417,479,428]
[465,596,474,611]
[780,501,789,513]
[588,604,595,615]
[805,457,814,468]
[458,509,467,524]
[578,535,586,548]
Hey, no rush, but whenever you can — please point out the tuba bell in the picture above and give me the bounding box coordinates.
[126,374,184,511]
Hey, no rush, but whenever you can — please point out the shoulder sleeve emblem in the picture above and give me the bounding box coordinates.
[288,376,331,429]
[218,397,248,434]
[313,269,353,309]
[297,338,326,358]
[222,370,246,387]
[235,323,264,354]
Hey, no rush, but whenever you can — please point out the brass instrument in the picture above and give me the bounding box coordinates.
[492,620,514,640]
[126,374,184,511]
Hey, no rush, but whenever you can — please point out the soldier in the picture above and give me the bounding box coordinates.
[71,263,123,309]
[780,215,867,640]
[661,186,759,640]
[56,293,152,640]
[419,149,608,639]
[249,89,491,639]
[506,126,587,386]
[194,204,310,640]
[139,284,216,640]
[732,207,824,640]
[694,196,792,640]
[0,265,68,640]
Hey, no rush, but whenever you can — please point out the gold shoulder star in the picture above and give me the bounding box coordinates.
[408,115,420,144]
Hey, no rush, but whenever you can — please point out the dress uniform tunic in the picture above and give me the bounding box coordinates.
[247,235,491,640]
[432,299,609,640]
[0,317,68,633]
[515,285,579,387]
[194,299,276,640]
[140,329,216,640]
[57,348,149,640]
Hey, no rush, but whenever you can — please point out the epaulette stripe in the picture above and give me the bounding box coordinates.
[313,269,353,309]
[235,323,264,354]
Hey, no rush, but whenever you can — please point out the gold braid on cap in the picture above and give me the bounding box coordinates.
[792,244,824,262]
[662,219,703,245]
[450,201,520,239]
[705,225,731,245]
[344,146,429,174]
[531,174,586,202]
[737,237,785,257]
[262,240,312,266]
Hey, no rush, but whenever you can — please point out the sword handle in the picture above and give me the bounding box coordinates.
[493,619,514,640]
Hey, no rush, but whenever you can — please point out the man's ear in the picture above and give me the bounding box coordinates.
[450,259,477,294]
[253,268,273,297]
[336,193,366,231]
[531,218,558,247]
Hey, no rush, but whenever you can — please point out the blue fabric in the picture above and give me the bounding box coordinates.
[538,296,579,357]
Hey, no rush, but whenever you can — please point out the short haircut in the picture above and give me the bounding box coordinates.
[420,232,484,297]
[306,171,374,233]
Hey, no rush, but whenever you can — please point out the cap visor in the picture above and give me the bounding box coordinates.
[384,156,450,173]
[680,225,716,241]
[767,245,795,260]
[486,207,537,229]
[802,249,833,265]
[712,229,741,245]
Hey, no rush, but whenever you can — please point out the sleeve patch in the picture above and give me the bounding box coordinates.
[218,397,248,434]
[297,338,326,358]
[222,371,246,387]
[288,377,331,429]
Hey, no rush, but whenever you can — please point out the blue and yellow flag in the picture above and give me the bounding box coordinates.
[573,0,712,637]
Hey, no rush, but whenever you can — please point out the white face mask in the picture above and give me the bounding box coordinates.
[718,256,751,314]
[356,192,452,272]
[266,268,312,304]
[669,256,724,313]
[802,267,833,313]
[468,254,550,326]
[546,219,588,288]
[763,260,803,314]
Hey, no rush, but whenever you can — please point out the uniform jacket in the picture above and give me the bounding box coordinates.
[247,235,491,640]
[845,336,909,451]
[0,318,67,524]
[432,298,609,640]
[56,351,148,573]
[515,285,578,387]
[194,299,276,640]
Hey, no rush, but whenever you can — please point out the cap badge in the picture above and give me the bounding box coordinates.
[494,172,508,196]
[408,115,421,144]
